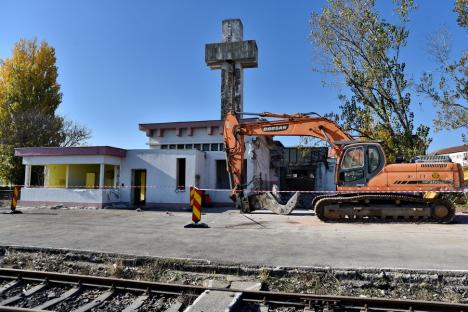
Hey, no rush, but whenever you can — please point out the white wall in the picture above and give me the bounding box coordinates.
[202,151,232,203]
[444,152,468,167]
[149,127,223,146]
[20,188,121,206]
[119,149,203,206]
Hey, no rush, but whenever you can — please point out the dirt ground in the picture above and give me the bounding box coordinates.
[0,247,467,304]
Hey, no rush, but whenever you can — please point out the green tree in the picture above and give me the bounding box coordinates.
[309,0,431,162]
[0,39,90,184]
[416,1,467,141]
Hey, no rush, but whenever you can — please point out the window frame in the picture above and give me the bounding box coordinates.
[341,146,365,170]
[367,146,381,174]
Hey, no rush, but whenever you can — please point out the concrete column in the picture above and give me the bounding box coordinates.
[113,165,119,188]
[44,166,49,187]
[99,163,105,189]
[24,165,31,187]
[65,165,70,188]
[205,19,258,119]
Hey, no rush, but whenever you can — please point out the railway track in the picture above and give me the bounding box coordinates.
[0,268,467,311]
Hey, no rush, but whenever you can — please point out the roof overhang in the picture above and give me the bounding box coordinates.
[14,146,127,158]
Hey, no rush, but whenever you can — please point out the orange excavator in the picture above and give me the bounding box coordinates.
[223,112,465,223]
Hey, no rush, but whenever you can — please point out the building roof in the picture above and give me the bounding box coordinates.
[139,118,257,130]
[139,118,257,137]
[431,144,468,155]
[14,146,127,158]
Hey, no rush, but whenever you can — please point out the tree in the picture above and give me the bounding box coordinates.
[309,0,431,162]
[415,1,467,141]
[0,39,90,184]
[454,0,467,27]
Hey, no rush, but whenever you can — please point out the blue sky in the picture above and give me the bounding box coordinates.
[0,0,466,152]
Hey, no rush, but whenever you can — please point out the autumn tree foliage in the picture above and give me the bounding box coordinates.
[0,39,90,184]
[309,0,431,162]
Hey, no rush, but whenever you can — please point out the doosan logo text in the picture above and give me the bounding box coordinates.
[262,125,289,132]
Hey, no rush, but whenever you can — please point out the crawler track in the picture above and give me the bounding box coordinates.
[0,268,467,311]
[314,194,456,223]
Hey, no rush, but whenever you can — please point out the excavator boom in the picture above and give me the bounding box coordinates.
[224,111,352,195]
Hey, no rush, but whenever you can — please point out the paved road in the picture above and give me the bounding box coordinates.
[1,206,467,270]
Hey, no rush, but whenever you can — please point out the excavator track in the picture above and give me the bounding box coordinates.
[314,194,456,223]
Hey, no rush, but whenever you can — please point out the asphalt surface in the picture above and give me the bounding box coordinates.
[1,206,467,270]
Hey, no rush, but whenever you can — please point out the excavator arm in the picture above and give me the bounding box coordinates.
[223,111,353,201]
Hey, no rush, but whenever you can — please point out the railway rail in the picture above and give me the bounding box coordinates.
[0,268,467,311]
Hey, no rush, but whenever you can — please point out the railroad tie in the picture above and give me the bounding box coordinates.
[34,286,81,310]
[0,279,20,296]
[0,282,47,306]
[121,292,149,312]
[165,301,183,312]
[70,288,115,312]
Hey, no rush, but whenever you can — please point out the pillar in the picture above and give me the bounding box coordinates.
[205,19,258,119]
[113,165,119,188]
[24,165,31,187]
[99,163,105,189]
[44,166,49,187]
[65,165,70,188]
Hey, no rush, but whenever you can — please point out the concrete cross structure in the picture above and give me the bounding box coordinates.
[205,19,258,119]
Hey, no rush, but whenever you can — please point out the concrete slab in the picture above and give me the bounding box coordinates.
[185,290,241,312]
[0,206,468,270]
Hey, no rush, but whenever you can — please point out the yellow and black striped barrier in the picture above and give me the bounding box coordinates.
[10,186,22,214]
[184,186,208,228]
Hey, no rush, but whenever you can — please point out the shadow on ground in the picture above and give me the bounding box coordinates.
[454,214,468,224]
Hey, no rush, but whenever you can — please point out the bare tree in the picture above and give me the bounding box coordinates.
[415,2,468,141]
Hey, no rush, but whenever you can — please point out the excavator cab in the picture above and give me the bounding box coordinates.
[337,142,385,187]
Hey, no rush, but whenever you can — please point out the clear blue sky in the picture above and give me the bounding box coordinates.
[1,0,466,152]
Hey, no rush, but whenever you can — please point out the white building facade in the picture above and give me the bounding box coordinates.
[15,119,280,208]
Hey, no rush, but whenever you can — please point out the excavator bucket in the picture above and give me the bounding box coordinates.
[247,192,300,215]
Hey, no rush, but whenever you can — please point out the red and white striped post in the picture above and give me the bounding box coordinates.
[10,185,22,214]
[184,186,208,228]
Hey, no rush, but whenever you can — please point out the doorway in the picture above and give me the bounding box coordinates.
[133,169,147,205]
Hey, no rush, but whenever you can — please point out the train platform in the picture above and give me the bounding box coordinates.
[1,206,467,271]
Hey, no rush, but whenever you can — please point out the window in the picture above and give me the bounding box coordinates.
[161,145,168,149]
[284,149,290,163]
[194,144,201,150]
[176,158,186,190]
[216,160,230,189]
[210,143,219,151]
[342,147,364,169]
[368,146,380,173]
[185,144,193,150]
[202,144,210,151]
[177,144,184,150]
[289,148,297,163]
[169,144,176,149]
[343,169,364,182]
[219,143,225,151]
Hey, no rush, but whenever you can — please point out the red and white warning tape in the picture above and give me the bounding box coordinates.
[1,185,466,194]
[193,187,468,194]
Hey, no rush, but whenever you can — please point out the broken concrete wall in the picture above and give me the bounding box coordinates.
[315,158,337,191]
